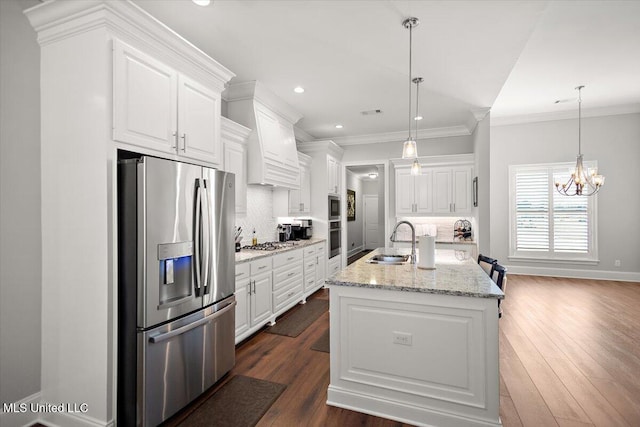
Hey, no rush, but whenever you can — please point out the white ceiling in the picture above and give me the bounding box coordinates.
[133,0,640,142]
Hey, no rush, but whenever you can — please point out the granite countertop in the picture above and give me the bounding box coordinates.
[327,247,504,300]
[235,238,327,264]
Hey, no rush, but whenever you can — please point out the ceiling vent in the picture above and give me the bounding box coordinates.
[361,109,383,115]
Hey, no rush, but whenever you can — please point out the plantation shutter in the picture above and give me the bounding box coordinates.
[515,170,549,251]
[552,171,589,253]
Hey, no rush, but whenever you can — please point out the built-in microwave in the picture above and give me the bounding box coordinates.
[328,195,340,220]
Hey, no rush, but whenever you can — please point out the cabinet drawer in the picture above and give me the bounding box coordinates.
[304,246,317,258]
[316,242,326,253]
[251,257,272,275]
[273,249,302,269]
[235,262,250,282]
[273,265,303,291]
[304,259,316,273]
[273,283,303,313]
[304,275,316,291]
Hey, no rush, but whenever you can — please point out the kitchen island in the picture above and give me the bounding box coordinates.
[326,248,504,427]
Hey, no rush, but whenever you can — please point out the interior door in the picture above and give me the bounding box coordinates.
[364,195,379,250]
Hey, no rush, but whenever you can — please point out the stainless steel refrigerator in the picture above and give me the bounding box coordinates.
[117,155,236,426]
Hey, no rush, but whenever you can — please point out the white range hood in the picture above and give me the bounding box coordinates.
[224,81,301,189]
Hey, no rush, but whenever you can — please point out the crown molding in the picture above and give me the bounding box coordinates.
[330,125,471,146]
[24,0,235,91]
[223,81,303,125]
[293,126,315,143]
[297,139,345,159]
[491,103,640,127]
[221,117,251,146]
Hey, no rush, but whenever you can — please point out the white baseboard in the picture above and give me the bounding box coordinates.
[0,391,40,427]
[39,407,114,427]
[327,385,501,427]
[505,264,640,282]
[347,245,365,258]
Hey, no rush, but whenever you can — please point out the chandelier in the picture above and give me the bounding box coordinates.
[555,86,605,196]
[401,17,421,176]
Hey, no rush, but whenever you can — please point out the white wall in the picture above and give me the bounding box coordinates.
[341,135,473,163]
[345,170,363,255]
[0,0,42,408]
[490,113,640,278]
[473,114,491,256]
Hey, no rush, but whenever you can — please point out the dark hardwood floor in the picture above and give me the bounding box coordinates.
[163,275,640,426]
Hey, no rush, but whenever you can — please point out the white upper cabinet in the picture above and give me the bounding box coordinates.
[289,152,312,214]
[113,39,223,167]
[393,158,473,216]
[433,166,473,214]
[177,75,222,165]
[221,118,251,215]
[113,40,177,152]
[395,167,433,215]
[328,155,341,195]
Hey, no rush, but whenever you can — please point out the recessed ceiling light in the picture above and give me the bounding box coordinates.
[192,0,211,6]
[335,124,343,129]
[294,86,305,94]
[414,115,423,121]
[368,173,378,179]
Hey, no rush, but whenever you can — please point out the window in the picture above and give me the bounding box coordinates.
[509,163,598,263]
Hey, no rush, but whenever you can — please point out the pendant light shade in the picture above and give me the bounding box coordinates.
[401,17,421,168]
[402,138,417,158]
[555,86,605,196]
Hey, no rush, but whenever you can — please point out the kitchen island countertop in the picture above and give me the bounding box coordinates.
[327,247,503,299]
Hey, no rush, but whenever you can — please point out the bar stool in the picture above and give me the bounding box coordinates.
[491,264,507,318]
[477,254,498,277]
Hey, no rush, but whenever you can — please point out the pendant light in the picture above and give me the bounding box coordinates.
[555,86,605,196]
[401,17,419,160]
[411,77,423,176]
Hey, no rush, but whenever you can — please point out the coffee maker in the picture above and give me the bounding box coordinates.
[297,219,313,240]
[278,224,292,242]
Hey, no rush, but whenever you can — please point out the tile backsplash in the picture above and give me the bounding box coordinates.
[395,216,475,241]
[235,185,277,244]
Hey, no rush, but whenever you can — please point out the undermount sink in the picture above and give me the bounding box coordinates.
[366,254,411,265]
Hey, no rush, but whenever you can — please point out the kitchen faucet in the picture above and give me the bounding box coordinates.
[390,220,417,264]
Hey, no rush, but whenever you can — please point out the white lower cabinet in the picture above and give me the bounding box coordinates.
[234,242,328,342]
[316,243,327,289]
[235,257,273,343]
[327,255,341,277]
[303,242,326,298]
[272,249,304,315]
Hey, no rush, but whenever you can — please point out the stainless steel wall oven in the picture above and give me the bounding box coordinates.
[328,195,341,221]
[329,220,341,258]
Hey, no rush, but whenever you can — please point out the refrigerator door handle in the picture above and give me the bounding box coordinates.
[202,179,212,295]
[194,179,202,294]
[148,301,237,344]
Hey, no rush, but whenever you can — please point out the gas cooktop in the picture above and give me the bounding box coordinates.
[241,241,297,251]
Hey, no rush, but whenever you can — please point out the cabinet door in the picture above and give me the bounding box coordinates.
[414,169,433,213]
[452,167,472,213]
[234,279,250,337]
[224,142,247,214]
[290,163,311,214]
[113,40,177,152]
[395,168,416,214]
[178,75,221,166]
[327,156,338,194]
[251,272,272,326]
[433,169,453,213]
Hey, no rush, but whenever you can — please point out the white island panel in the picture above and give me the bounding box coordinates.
[327,249,502,427]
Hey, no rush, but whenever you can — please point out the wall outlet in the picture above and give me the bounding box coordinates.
[393,331,412,346]
[614,259,621,267]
